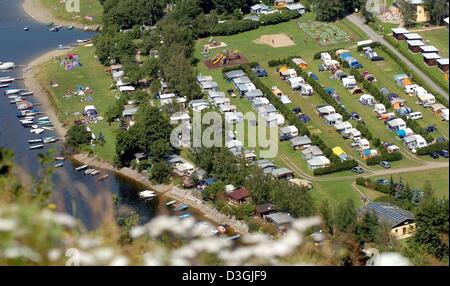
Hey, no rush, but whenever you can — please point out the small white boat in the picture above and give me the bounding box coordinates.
[75,165,88,171]
[76,38,91,43]
[165,200,177,206]
[28,139,43,144]
[0,62,15,70]
[138,190,157,200]
[42,127,54,131]
[43,138,57,144]
[20,91,34,96]
[57,44,71,50]
[29,144,44,150]
[0,77,14,84]
[37,116,49,121]
[4,89,21,95]
[30,128,44,134]
[24,27,30,31]
[68,25,74,30]
[54,162,64,168]
[0,84,9,88]
[97,174,109,181]
[90,170,100,176]
[20,120,33,125]
[84,168,95,175]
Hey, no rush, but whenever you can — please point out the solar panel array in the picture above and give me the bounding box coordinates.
[367,202,414,227]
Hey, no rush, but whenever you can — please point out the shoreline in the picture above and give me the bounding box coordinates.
[22,0,100,31]
[23,49,249,235]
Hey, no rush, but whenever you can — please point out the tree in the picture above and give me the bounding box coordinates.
[414,183,449,260]
[66,125,91,149]
[320,200,335,235]
[335,199,357,232]
[315,0,345,22]
[397,0,417,27]
[424,0,449,25]
[149,161,171,183]
[355,211,379,246]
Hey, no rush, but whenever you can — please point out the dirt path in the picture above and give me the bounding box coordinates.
[22,0,100,30]
[409,26,446,33]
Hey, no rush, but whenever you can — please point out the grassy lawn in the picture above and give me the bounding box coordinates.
[35,45,118,161]
[41,0,103,25]
[386,169,449,199]
[312,180,363,208]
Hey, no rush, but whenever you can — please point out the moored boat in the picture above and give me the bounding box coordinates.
[90,170,100,176]
[0,62,15,70]
[4,89,21,95]
[165,200,177,206]
[30,128,44,134]
[0,77,14,84]
[28,139,43,144]
[0,84,9,88]
[55,156,65,161]
[179,213,191,219]
[75,165,88,171]
[97,174,109,181]
[54,162,64,168]
[173,204,189,212]
[228,234,241,241]
[68,25,74,30]
[24,27,30,31]
[20,91,34,96]
[84,168,95,175]
[29,144,44,150]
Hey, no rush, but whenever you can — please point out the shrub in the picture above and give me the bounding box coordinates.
[417,141,449,155]
[356,177,366,186]
[313,160,358,176]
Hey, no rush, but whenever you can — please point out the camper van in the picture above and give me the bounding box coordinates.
[441,109,449,122]
[300,84,313,96]
[321,52,332,67]
[407,112,423,120]
[342,76,356,89]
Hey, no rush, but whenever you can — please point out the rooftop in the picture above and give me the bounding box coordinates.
[360,202,414,228]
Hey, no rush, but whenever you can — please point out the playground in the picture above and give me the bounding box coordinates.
[203,48,248,69]
[298,21,352,46]
[254,33,296,48]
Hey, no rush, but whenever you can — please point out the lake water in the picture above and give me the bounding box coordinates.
[0,0,168,229]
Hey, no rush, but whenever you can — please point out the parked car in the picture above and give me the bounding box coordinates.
[430,152,440,159]
[252,66,268,77]
[438,150,449,158]
[380,161,391,169]
[351,166,364,174]
[376,178,390,185]
[292,107,302,114]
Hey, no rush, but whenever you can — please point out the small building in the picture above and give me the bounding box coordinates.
[423,53,441,66]
[170,112,190,125]
[317,105,336,117]
[307,156,331,170]
[403,33,422,41]
[406,40,425,53]
[436,58,449,72]
[289,135,312,150]
[244,89,264,100]
[197,75,213,83]
[279,125,299,141]
[250,4,270,15]
[265,212,294,229]
[212,97,231,107]
[279,67,297,79]
[301,145,323,160]
[286,3,306,14]
[255,160,277,174]
[227,187,251,205]
[334,121,353,133]
[419,45,439,54]
[392,28,410,40]
[189,99,210,112]
[359,94,375,105]
[324,113,343,126]
[122,107,138,119]
[255,203,277,218]
[359,202,416,239]
[271,167,294,180]
[199,80,219,92]
[251,97,270,108]
[287,76,305,90]
[403,134,427,150]
[292,58,308,69]
[208,91,226,100]
[175,162,195,176]
[387,118,407,131]
[224,70,246,81]
[232,76,252,86]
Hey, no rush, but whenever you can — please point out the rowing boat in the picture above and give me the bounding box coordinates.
[97,174,109,181]
[4,89,21,95]
[20,91,34,96]
[29,144,44,150]
[30,128,44,134]
[165,200,177,206]
[84,168,95,175]
[0,84,9,88]
[54,162,64,168]
[179,213,191,219]
[0,77,14,84]
[75,165,88,171]
[173,204,189,212]
[28,139,43,144]
[90,170,100,176]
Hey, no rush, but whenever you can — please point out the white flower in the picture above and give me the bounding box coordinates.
[4,246,41,262]
[92,247,115,262]
[374,252,410,266]
[0,218,17,232]
[130,225,147,239]
[109,255,129,266]
[47,249,62,261]
[40,210,77,228]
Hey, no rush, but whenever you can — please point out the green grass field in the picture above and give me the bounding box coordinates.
[41,0,103,25]
[419,28,449,58]
[36,45,118,161]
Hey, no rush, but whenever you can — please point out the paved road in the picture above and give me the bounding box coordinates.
[346,14,449,101]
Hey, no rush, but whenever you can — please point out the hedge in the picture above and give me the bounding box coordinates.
[400,116,434,143]
[416,141,449,155]
[260,11,300,26]
[356,41,382,52]
[381,38,449,107]
[211,19,260,36]
[366,151,403,165]
[313,160,358,176]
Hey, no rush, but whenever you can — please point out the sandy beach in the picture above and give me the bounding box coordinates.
[22,0,100,30]
[22,50,249,234]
